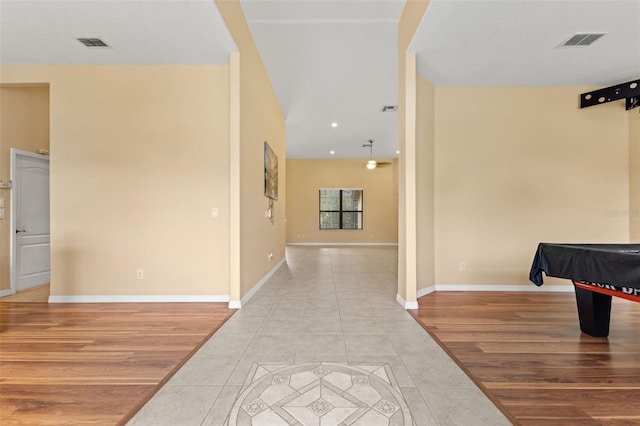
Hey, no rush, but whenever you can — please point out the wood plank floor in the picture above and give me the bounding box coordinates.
[0,302,234,425]
[0,285,50,303]
[410,292,640,426]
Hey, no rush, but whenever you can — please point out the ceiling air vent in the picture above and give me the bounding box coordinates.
[77,38,110,48]
[559,33,606,47]
[381,105,398,112]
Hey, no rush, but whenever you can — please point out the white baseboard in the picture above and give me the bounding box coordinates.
[230,257,286,309]
[48,294,230,303]
[417,286,436,298]
[287,243,398,246]
[413,283,573,302]
[433,284,574,292]
[0,289,15,298]
[396,293,419,310]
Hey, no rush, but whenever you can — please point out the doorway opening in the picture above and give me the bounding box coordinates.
[10,149,50,297]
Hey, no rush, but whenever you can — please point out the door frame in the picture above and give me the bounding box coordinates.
[10,148,50,295]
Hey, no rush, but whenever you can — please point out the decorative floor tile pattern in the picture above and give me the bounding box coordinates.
[128,246,510,426]
[225,362,413,426]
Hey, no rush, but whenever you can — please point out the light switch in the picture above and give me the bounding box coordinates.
[211,208,219,218]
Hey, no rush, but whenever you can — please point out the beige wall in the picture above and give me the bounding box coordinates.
[415,75,435,291]
[0,85,50,291]
[286,159,398,244]
[433,87,630,287]
[1,65,231,297]
[630,108,640,242]
[398,0,431,304]
[1,1,285,302]
[216,0,287,300]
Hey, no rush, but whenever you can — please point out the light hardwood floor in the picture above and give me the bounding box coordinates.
[0,301,234,425]
[2,282,638,425]
[410,291,640,425]
[0,285,50,303]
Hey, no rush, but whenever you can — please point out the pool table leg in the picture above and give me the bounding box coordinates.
[573,283,612,337]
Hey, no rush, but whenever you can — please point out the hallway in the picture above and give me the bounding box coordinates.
[129,246,509,425]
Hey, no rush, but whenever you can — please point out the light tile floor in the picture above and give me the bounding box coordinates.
[128,246,510,426]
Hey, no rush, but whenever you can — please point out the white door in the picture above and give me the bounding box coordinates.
[13,150,50,291]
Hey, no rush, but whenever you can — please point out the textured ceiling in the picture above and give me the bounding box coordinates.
[241,0,404,159]
[0,0,236,65]
[411,0,640,87]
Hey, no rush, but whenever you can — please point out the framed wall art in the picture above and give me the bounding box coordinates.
[264,141,278,200]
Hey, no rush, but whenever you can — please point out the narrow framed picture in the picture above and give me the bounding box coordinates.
[264,141,278,200]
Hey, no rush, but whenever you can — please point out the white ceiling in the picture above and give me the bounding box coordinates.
[240,0,405,159]
[412,0,640,87]
[0,0,235,65]
[1,0,638,160]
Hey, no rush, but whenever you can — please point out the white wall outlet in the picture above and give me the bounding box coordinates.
[211,207,219,218]
[136,269,144,279]
[459,261,466,271]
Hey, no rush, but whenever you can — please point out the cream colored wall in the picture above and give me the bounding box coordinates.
[415,75,435,291]
[630,108,640,242]
[0,65,231,296]
[286,160,398,244]
[398,0,430,304]
[216,0,286,300]
[0,85,50,292]
[434,87,629,287]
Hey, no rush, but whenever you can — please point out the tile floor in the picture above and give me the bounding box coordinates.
[128,246,510,426]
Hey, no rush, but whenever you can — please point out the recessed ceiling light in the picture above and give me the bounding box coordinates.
[331,122,338,128]
[396,150,400,154]
[330,150,335,155]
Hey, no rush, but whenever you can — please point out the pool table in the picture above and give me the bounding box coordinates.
[530,243,640,337]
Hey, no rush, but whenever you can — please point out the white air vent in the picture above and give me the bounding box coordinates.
[381,105,398,112]
[559,33,606,47]
[77,38,109,48]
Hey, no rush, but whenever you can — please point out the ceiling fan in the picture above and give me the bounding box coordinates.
[362,140,392,169]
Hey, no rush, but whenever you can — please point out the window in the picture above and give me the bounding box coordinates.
[319,189,363,230]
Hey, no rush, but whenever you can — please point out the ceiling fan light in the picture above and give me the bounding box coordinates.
[366,160,377,170]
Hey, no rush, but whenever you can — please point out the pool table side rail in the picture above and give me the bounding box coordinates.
[573,280,640,303]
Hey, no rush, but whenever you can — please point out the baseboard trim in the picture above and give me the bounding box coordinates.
[414,284,573,301]
[48,295,231,303]
[231,257,286,309]
[433,284,574,292]
[396,293,419,310]
[417,286,436,298]
[0,289,15,298]
[287,242,398,246]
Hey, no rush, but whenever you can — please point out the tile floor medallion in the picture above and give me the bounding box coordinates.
[225,362,414,426]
